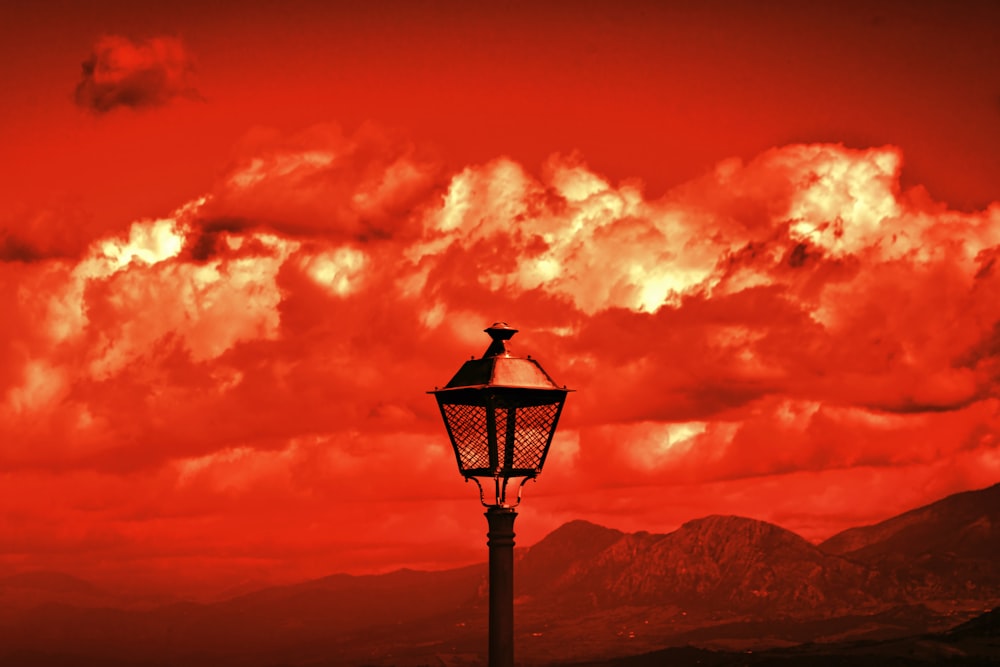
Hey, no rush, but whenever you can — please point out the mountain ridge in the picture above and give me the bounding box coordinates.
[820,481,1000,560]
[1,481,996,666]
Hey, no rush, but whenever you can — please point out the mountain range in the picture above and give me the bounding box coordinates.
[1,482,997,666]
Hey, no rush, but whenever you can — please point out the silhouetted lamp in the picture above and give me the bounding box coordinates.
[431,322,571,667]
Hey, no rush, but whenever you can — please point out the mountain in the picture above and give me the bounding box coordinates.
[820,482,1000,603]
[516,515,891,618]
[504,515,947,664]
[0,571,122,619]
[1,483,997,666]
[0,571,99,594]
[821,482,1000,560]
[0,571,179,618]
[514,519,624,602]
[218,565,483,632]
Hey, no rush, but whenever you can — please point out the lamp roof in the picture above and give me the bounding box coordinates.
[435,322,568,392]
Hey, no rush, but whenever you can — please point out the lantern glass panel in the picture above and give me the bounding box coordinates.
[510,402,561,470]
[441,403,490,471]
[440,396,564,477]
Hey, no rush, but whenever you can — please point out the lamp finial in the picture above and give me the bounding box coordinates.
[483,322,518,357]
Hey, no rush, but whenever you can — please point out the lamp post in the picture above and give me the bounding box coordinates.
[431,322,571,667]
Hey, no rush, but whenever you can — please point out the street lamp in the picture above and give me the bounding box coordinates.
[431,322,571,667]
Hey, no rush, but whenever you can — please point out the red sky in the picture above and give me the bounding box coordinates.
[2,0,1000,598]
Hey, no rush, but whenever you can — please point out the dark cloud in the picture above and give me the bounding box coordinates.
[0,205,98,262]
[74,35,199,113]
[0,234,43,262]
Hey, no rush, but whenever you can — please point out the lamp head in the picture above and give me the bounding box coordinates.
[431,323,571,506]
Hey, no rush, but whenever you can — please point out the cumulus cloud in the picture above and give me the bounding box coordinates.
[74,35,199,112]
[3,127,1000,591]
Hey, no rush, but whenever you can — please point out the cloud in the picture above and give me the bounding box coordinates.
[3,128,1000,592]
[193,123,441,243]
[0,204,99,262]
[74,35,199,112]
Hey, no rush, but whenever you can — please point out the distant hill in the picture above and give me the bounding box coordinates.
[945,606,1000,640]
[0,571,99,595]
[1,483,998,666]
[568,606,1000,667]
[0,570,178,617]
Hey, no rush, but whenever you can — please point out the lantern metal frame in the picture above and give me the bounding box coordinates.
[431,322,571,508]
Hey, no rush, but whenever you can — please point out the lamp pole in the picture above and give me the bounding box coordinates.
[431,322,571,667]
[486,506,517,667]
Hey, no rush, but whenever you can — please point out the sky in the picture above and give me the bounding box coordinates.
[1,0,1000,598]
